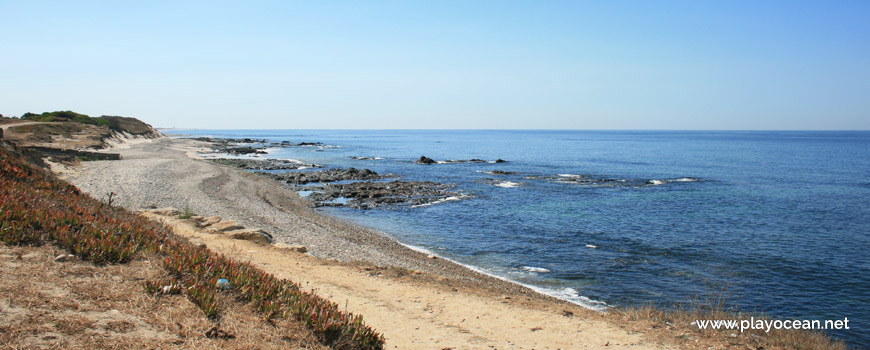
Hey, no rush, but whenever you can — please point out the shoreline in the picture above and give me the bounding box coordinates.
[50,133,848,349]
[186,135,609,310]
[105,136,581,303]
[186,134,612,311]
[62,136,661,348]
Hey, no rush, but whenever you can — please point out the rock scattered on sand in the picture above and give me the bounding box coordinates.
[200,216,221,227]
[208,220,244,233]
[227,228,273,245]
[274,243,308,253]
[149,207,180,216]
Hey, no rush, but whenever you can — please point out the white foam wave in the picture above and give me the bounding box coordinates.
[673,177,699,182]
[530,286,609,312]
[647,179,666,185]
[395,242,609,312]
[520,266,551,273]
[557,174,583,178]
[494,181,520,188]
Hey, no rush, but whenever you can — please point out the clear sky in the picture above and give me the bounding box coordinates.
[2,1,868,130]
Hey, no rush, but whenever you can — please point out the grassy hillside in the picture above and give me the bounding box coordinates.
[21,111,110,127]
[20,111,158,136]
[100,115,158,135]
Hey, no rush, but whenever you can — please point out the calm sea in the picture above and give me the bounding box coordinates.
[167,130,870,347]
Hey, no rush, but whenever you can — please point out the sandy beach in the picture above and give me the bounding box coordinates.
[61,136,670,349]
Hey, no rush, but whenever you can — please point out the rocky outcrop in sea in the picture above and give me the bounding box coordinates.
[415,155,507,164]
[210,158,321,170]
[269,167,396,185]
[304,180,462,209]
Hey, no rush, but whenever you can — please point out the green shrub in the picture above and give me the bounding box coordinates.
[21,111,111,127]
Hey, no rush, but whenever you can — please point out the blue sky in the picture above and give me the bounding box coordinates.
[1,1,868,129]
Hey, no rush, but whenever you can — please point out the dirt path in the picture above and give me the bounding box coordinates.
[0,120,40,130]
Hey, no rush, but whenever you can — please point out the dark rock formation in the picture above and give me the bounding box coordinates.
[415,156,436,164]
[525,174,699,188]
[210,158,320,170]
[194,137,270,155]
[194,137,338,156]
[224,146,266,155]
[270,167,395,185]
[414,156,507,164]
[305,180,462,209]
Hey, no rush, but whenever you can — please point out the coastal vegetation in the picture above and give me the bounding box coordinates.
[22,110,111,127]
[20,111,158,136]
[0,140,385,349]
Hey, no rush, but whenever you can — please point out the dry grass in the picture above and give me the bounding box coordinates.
[1,122,110,149]
[611,296,847,350]
[0,243,328,350]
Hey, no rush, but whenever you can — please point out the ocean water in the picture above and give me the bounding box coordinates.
[168,130,870,347]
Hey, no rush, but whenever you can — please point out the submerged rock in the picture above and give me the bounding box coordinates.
[414,156,507,164]
[485,170,516,175]
[526,174,701,188]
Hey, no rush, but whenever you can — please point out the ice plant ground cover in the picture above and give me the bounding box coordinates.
[0,141,384,350]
